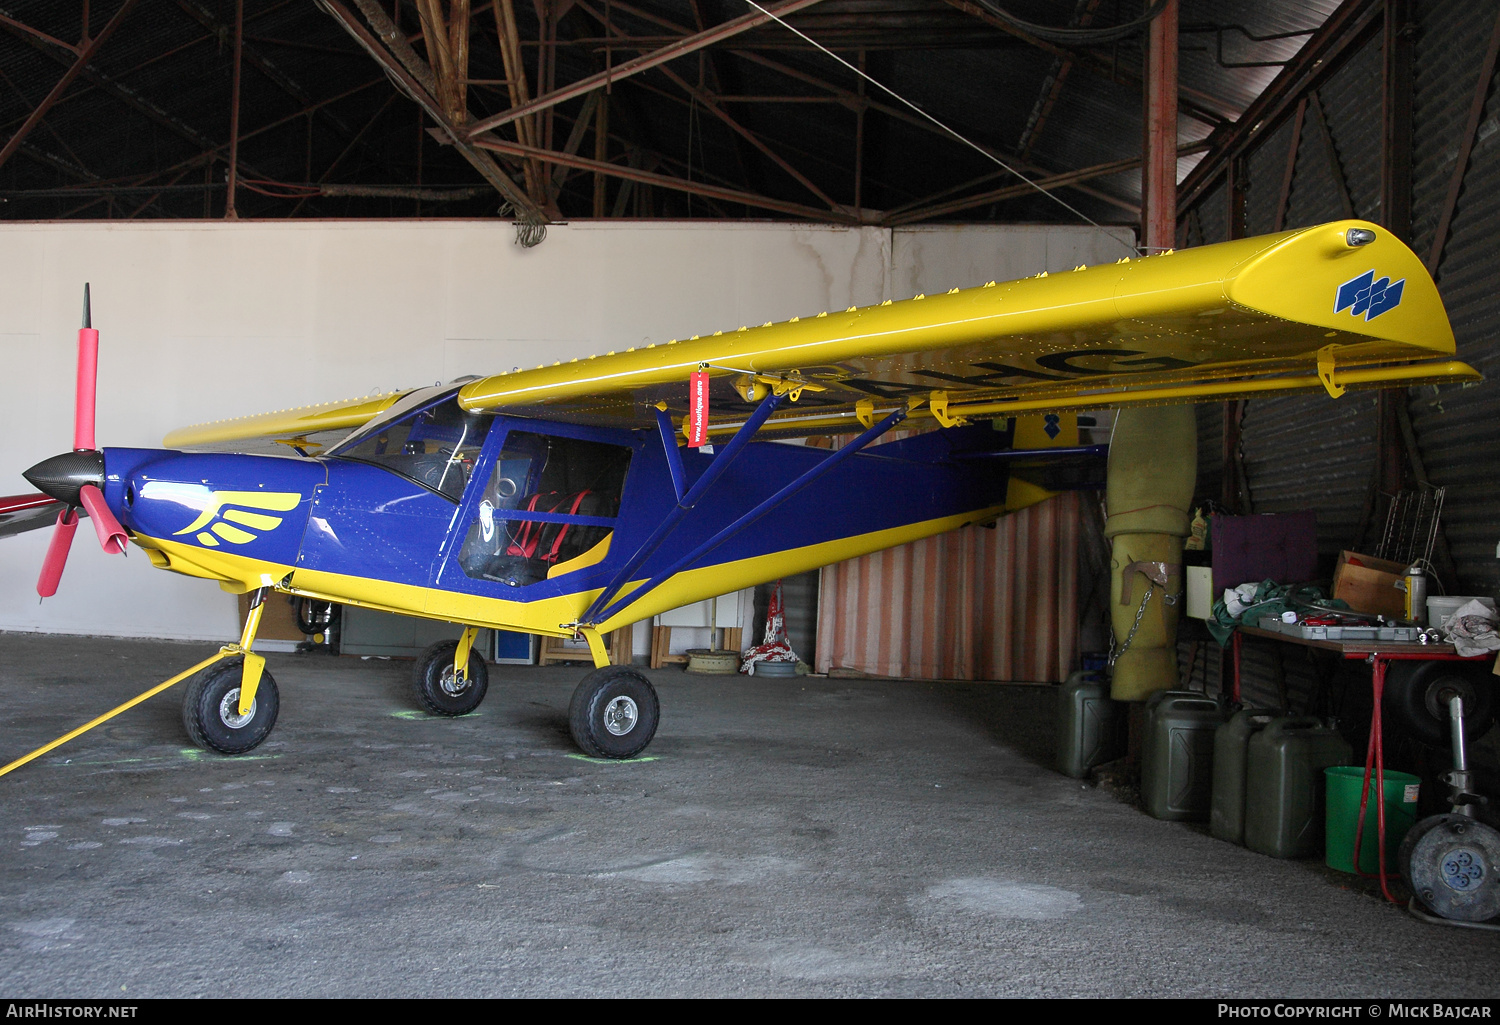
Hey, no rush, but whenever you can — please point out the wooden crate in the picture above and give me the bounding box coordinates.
[537,628,631,666]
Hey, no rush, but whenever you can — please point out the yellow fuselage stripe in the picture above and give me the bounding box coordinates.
[131,494,1023,641]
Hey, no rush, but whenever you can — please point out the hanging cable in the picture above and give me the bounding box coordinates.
[973,0,1169,46]
[742,0,1137,256]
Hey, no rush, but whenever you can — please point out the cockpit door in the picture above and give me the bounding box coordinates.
[434,421,635,597]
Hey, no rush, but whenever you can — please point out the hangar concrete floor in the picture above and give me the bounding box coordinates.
[0,634,1496,999]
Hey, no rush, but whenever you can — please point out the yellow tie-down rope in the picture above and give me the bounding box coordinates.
[0,648,235,779]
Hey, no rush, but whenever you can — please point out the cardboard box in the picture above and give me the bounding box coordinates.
[1331,550,1408,618]
[237,591,307,642]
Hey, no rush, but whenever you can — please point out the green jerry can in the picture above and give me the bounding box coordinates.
[1210,708,1283,845]
[1142,691,1225,822]
[1243,716,1353,859]
[1056,670,1124,778]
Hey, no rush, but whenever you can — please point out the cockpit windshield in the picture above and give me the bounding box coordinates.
[330,396,490,501]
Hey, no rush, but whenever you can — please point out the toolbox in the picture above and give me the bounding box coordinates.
[1255,616,1420,642]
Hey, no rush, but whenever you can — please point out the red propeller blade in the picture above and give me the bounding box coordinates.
[0,494,68,540]
[74,285,98,451]
[37,507,80,598]
[77,484,125,555]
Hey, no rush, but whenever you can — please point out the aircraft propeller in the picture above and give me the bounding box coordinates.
[20,285,128,597]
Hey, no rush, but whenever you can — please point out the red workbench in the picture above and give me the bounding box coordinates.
[1234,625,1490,902]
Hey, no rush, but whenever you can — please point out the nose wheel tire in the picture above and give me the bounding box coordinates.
[1403,813,1500,922]
[569,665,659,759]
[181,658,280,755]
[412,639,489,716]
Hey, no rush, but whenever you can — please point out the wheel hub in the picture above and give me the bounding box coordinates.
[438,666,471,697]
[604,695,638,736]
[218,688,255,730]
[1425,678,1477,722]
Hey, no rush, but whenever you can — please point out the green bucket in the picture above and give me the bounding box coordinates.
[1324,765,1421,874]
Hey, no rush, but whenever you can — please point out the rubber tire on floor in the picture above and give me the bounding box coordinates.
[412,640,489,716]
[1402,813,1500,922]
[181,658,280,755]
[568,665,660,759]
[1384,660,1495,749]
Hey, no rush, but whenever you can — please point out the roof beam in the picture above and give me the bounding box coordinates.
[564,0,1132,215]
[321,0,544,221]
[463,0,829,136]
[882,145,1206,226]
[569,0,841,214]
[1178,0,1381,213]
[940,0,1229,129]
[472,134,855,222]
[0,0,140,173]
[728,49,1136,215]
[172,0,402,183]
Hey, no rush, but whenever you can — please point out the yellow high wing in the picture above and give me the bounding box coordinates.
[165,392,408,453]
[455,220,1477,435]
[164,220,1476,452]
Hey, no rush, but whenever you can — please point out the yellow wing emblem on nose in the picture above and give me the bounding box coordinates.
[173,491,302,547]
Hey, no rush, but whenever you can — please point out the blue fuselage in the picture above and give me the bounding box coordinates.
[100,413,1022,629]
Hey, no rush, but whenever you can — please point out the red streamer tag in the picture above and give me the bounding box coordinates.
[688,370,710,447]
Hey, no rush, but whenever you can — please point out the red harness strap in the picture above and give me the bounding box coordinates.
[505,490,592,563]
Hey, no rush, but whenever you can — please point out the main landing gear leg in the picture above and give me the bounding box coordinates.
[182,587,281,755]
[412,626,489,716]
[568,627,659,759]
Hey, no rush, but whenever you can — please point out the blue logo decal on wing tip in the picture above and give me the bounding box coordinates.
[1335,269,1406,322]
[1043,413,1061,439]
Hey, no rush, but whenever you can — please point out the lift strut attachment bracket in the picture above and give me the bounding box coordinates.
[1317,345,1346,399]
[929,391,969,428]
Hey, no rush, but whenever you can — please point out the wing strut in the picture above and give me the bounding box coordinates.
[654,405,689,503]
[583,403,910,630]
[578,390,788,625]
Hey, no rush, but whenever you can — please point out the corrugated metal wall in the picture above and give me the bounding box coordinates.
[1182,0,1500,707]
[1408,0,1500,596]
[1235,36,1386,568]
[1191,2,1500,594]
[815,491,1080,682]
[1240,392,1379,562]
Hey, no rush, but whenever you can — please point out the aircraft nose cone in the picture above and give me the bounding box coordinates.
[22,450,104,506]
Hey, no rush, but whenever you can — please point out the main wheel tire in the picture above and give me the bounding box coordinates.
[181,659,279,755]
[1384,661,1494,749]
[1404,813,1500,922]
[568,665,659,759]
[412,639,489,716]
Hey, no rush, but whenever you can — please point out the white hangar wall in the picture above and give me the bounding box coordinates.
[0,219,1133,643]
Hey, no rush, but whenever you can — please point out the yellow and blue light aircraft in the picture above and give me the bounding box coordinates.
[0,219,1475,764]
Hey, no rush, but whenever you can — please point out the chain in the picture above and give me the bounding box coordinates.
[1108,584,1155,667]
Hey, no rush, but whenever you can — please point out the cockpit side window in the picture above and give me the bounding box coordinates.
[458,431,632,587]
[332,397,490,501]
